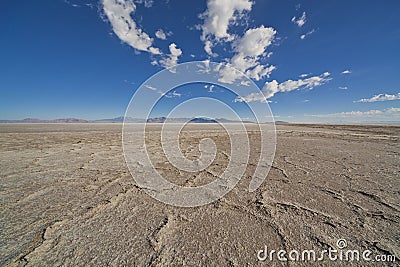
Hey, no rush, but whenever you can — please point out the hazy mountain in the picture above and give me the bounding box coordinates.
[146,117,253,123]
[0,118,88,123]
[93,116,145,123]
[0,116,253,123]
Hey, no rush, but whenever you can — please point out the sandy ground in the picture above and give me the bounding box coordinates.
[0,123,399,266]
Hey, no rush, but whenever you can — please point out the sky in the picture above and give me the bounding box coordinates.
[1,0,400,123]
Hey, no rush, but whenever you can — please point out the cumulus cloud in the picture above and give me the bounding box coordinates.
[204,40,217,57]
[292,11,306,27]
[355,92,400,103]
[236,72,332,102]
[233,26,276,57]
[199,1,278,83]
[218,25,277,83]
[102,0,161,54]
[200,0,253,41]
[199,0,252,55]
[158,43,182,70]
[155,29,167,40]
[342,70,351,74]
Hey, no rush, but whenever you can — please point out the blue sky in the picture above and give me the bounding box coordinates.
[1,0,400,122]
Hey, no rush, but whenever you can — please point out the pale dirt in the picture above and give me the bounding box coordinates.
[0,123,399,266]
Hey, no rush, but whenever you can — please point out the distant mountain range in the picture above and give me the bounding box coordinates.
[93,116,145,123]
[146,117,244,123]
[0,118,90,123]
[0,116,258,123]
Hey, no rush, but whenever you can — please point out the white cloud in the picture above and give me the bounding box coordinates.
[386,107,400,113]
[134,0,153,8]
[310,108,400,118]
[199,0,253,55]
[233,26,276,57]
[200,0,253,41]
[292,11,306,27]
[199,1,277,83]
[155,29,167,40]
[218,64,246,84]
[355,92,400,103]
[236,72,332,102]
[235,92,269,103]
[102,0,161,54]
[342,70,351,74]
[299,73,310,78]
[300,29,315,40]
[164,90,181,98]
[339,86,348,90]
[264,73,331,99]
[240,80,251,86]
[158,43,183,71]
[204,40,217,57]
[144,84,157,91]
[196,59,212,74]
[218,25,277,83]
[245,64,276,81]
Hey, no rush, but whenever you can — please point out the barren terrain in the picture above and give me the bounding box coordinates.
[0,123,399,266]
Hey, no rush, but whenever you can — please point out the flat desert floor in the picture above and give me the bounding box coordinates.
[0,123,399,266]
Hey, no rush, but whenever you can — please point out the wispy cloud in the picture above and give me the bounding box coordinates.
[102,0,161,54]
[309,107,400,118]
[164,90,181,98]
[134,0,153,8]
[339,86,348,90]
[292,11,307,27]
[300,29,315,40]
[235,72,332,102]
[144,84,157,91]
[341,70,351,74]
[355,92,400,103]
[102,0,183,71]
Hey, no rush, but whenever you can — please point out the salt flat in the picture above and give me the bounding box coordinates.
[0,123,399,266]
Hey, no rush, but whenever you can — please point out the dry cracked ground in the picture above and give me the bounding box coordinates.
[0,123,399,266]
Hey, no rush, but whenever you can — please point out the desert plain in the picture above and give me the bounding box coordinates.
[0,123,399,266]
